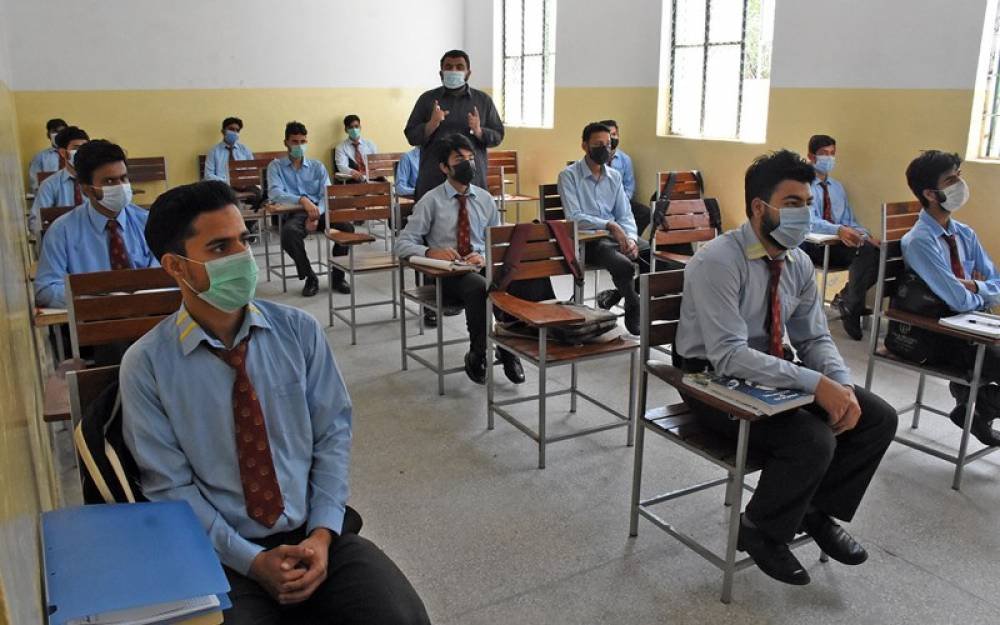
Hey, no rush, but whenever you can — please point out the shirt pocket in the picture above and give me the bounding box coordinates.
[261,380,308,444]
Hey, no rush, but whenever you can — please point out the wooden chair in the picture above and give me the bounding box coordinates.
[649,198,720,270]
[126,157,167,185]
[485,221,639,468]
[39,205,75,236]
[364,152,405,181]
[863,201,998,490]
[628,271,825,603]
[655,170,704,201]
[326,182,408,344]
[487,150,537,222]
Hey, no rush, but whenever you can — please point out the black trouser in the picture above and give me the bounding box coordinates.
[438,271,553,356]
[680,384,896,543]
[800,241,880,314]
[585,237,651,310]
[630,199,651,239]
[930,342,1000,412]
[222,527,430,625]
[280,214,354,283]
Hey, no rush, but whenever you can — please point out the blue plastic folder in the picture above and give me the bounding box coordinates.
[42,501,231,625]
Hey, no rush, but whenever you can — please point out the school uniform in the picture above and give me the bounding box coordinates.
[204,141,255,183]
[29,168,83,234]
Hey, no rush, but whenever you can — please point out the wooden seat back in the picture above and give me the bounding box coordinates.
[657,170,704,201]
[365,152,405,180]
[229,157,279,189]
[326,181,394,225]
[652,199,717,248]
[126,157,167,184]
[538,183,564,221]
[40,205,75,234]
[488,150,525,197]
[37,170,57,185]
[875,201,921,303]
[67,365,119,428]
[639,270,686,349]
[486,220,579,283]
[884,200,921,242]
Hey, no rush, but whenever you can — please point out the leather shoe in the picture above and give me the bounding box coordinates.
[301,276,319,297]
[596,288,622,310]
[737,517,811,585]
[464,351,487,385]
[496,348,525,384]
[423,310,438,328]
[836,299,863,341]
[624,304,640,336]
[331,279,351,294]
[948,404,1000,447]
[800,511,867,565]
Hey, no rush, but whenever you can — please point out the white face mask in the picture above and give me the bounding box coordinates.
[938,179,969,213]
[813,155,835,175]
[68,150,78,167]
[442,70,467,90]
[99,183,133,213]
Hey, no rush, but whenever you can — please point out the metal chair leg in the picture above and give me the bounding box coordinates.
[399,265,408,371]
[436,280,445,396]
[569,363,578,413]
[912,373,926,429]
[820,244,830,305]
[721,420,750,604]
[538,328,548,469]
[954,343,986,491]
[627,351,638,447]
[486,330,496,431]
[628,414,647,537]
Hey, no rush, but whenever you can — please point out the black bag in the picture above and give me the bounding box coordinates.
[884,270,969,365]
[74,379,146,505]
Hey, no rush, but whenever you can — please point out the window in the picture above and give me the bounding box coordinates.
[659,0,775,142]
[974,1,1000,159]
[498,0,557,128]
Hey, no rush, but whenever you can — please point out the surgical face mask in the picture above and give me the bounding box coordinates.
[450,159,476,185]
[224,130,239,145]
[179,249,258,313]
[347,127,361,141]
[813,155,835,175]
[610,137,620,150]
[760,201,811,249]
[289,144,307,159]
[937,178,969,213]
[442,70,467,90]
[588,145,611,165]
[99,183,133,213]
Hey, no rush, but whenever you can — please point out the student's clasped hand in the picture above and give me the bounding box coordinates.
[814,376,862,435]
[276,529,332,604]
[249,543,319,603]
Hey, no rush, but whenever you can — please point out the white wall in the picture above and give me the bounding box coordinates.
[0,0,12,85]
[8,0,465,90]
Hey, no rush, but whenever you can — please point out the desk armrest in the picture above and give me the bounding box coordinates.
[327,229,377,245]
[653,251,692,266]
[884,308,1000,345]
[489,292,586,328]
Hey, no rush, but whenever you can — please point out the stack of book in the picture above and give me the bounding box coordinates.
[682,372,814,416]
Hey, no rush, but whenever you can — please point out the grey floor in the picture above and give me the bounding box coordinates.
[54,250,1000,625]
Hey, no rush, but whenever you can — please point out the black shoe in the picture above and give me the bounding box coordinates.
[624,304,640,336]
[799,511,867,565]
[948,404,1000,447]
[423,310,438,328]
[737,517,811,586]
[596,289,622,310]
[496,348,525,384]
[464,351,487,385]
[836,300,863,340]
[331,279,351,294]
[301,276,319,297]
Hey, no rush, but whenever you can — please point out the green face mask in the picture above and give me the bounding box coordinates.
[347,127,361,141]
[289,144,307,159]
[180,249,258,313]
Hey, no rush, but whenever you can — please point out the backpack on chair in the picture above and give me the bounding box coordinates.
[74,379,145,504]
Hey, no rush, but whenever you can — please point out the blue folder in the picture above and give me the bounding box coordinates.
[42,501,231,625]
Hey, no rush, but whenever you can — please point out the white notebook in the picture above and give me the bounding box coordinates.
[408,256,479,272]
[66,594,219,625]
[940,311,1000,338]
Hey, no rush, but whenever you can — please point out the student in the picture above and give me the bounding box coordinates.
[121,181,430,625]
[895,150,1000,446]
[334,115,378,181]
[599,119,650,237]
[395,134,535,385]
[404,49,504,200]
[204,117,254,183]
[395,146,421,198]
[29,126,89,234]
[800,135,880,340]
[558,122,649,335]
[34,140,159,308]
[27,118,68,192]
[267,121,352,297]
[673,149,896,586]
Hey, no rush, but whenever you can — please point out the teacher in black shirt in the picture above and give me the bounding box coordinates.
[404,49,504,201]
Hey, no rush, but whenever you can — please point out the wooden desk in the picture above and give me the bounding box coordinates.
[646,361,762,421]
[884,308,1000,345]
[579,230,609,243]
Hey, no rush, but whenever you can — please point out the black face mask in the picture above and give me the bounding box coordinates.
[450,159,476,185]
[588,145,611,165]
[610,137,620,150]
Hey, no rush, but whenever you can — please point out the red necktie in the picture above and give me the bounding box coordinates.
[106,220,131,270]
[72,179,82,205]
[943,234,965,279]
[353,143,367,177]
[764,258,784,357]
[456,194,472,257]
[226,146,236,162]
[211,337,285,528]
[820,181,832,222]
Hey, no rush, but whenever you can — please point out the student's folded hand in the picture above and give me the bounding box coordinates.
[276,530,331,604]
[249,544,313,602]
[815,376,860,434]
[838,226,865,248]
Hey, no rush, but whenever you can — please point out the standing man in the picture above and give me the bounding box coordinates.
[30,126,89,234]
[600,119,650,237]
[404,49,504,201]
[28,118,68,192]
[800,135,880,341]
[334,115,378,182]
[204,117,255,183]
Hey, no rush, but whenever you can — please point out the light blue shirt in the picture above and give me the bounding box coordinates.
[609,149,636,200]
[557,159,638,241]
[28,147,61,191]
[266,157,331,215]
[901,209,1000,312]
[121,300,352,575]
[30,168,79,233]
[676,221,851,392]
[34,200,159,308]
[395,181,500,259]
[334,137,378,176]
[395,147,420,197]
[808,175,866,236]
[204,141,255,182]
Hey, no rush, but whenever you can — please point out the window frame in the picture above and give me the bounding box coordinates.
[499,0,556,129]
[976,0,1000,160]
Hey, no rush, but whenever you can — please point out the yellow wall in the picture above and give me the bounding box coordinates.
[0,78,52,625]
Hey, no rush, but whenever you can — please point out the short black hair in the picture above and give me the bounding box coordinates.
[582,122,612,143]
[145,180,240,259]
[343,114,360,129]
[285,121,307,139]
[74,139,127,186]
[46,118,67,133]
[221,117,243,131]
[906,150,962,208]
[744,150,816,218]
[598,119,619,131]
[440,49,470,68]
[808,134,836,155]
[437,133,476,165]
[54,126,89,149]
